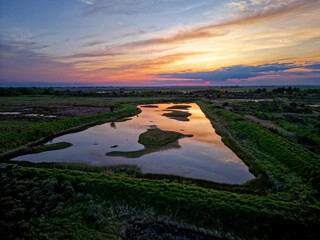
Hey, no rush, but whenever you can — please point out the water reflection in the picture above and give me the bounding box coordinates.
[13,103,255,184]
[162,110,191,122]
[162,104,192,122]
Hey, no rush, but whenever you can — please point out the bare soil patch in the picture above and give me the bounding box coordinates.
[0,104,110,121]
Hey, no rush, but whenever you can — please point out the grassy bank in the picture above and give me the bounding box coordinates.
[228,100,320,154]
[1,166,319,240]
[0,104,140,158]
[21,142,72,155]
[197,99,320,203]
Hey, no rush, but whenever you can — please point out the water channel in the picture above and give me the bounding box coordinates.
[13,103,254,184]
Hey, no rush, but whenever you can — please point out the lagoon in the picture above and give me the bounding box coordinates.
[13,103,254,184]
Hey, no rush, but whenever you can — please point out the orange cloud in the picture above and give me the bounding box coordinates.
[117,0,320,50]
[51,0,320,84]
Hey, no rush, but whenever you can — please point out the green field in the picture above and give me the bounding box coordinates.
[0,104,140,158]
[225,99,320,154]
[0,95,174,106]
[197,99,320,200]
[1,91,320,239]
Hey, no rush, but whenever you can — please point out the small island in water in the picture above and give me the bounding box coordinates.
[106,129,193,158]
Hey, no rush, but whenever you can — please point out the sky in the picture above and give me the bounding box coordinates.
[0,0,320,87]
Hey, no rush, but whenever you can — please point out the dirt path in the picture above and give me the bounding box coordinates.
[244,115,295,137]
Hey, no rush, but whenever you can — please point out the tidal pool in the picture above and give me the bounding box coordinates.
[13,103,254,184]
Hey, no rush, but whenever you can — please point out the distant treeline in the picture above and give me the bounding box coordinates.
[0,87,187,97]
[0,87,98,97]
[220,87,320,99]
[0,86,319,98]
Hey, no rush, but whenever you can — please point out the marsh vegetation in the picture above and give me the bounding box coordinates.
[1,86,320,239]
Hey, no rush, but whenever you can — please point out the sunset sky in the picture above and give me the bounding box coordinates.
[0,0,320,86]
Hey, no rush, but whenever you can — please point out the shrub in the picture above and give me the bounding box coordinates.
[84,205,105,226]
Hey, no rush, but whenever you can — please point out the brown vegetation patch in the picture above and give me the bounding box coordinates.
[0,104,110,120]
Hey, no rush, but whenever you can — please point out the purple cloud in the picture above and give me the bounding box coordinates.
[159,62,320,85]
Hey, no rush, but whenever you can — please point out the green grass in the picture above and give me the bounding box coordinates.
[0,104,140,158]
[3,166,320,239]
[2,97,320,239]
[0,95,182,106]
[20,142,72,155]
[1,166,235,239]
[139,129,191,146]
[9,161,142,177]
[197,99,320,203]
[0,120,44,137]
[226,100,320,153]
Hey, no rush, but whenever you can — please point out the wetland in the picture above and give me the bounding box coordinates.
[13,103,254,184]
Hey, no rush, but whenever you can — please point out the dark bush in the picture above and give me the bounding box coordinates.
[269,128,279,134]
[297,135,318,146]
[84,205,105,226]
[222,102,229,107]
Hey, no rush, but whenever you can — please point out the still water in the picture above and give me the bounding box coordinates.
[13,103,254,184]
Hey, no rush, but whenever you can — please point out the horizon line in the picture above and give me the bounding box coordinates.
[1,84,320,88]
